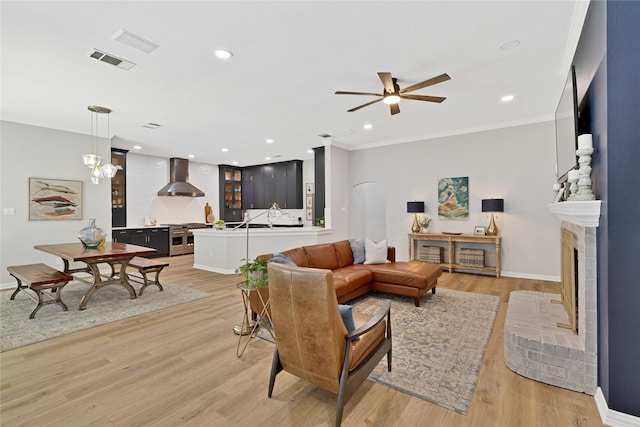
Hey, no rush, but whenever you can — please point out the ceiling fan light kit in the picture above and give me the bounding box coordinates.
[336,71,450,115]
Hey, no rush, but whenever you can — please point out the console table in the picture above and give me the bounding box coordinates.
[408,233,502,278]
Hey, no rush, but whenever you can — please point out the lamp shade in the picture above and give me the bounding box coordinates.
[482,198,504,213]
[407,201,425,213]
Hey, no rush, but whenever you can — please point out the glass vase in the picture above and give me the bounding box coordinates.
[78,218,105,248]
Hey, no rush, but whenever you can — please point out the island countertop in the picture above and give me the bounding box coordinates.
[192,226,334,274]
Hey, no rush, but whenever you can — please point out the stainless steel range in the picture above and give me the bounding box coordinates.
[163,223,210,256]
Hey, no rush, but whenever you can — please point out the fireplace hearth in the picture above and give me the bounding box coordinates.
[504,201,600,394]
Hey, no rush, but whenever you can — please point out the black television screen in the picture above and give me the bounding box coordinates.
[555,66,579,181]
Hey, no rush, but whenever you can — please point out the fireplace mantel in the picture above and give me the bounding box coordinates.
[548,200,602,227]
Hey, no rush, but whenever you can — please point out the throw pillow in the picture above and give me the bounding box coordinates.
[364,239,388,264]
[349,238,365,264]
[269,253,296,266]
[338,304,360,341]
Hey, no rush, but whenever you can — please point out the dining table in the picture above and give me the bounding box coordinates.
[34,242,156,310]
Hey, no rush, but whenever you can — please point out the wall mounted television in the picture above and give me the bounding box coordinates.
[555,65,579,181]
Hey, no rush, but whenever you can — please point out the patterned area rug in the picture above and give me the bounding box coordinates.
[257,288,499,415]
[352,290,499,414]
[0,280,210,352]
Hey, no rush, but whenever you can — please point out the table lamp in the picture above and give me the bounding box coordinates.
[482,198,504,236]
[407,201,425,233]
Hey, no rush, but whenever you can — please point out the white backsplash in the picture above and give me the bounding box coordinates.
[125,153,219,227]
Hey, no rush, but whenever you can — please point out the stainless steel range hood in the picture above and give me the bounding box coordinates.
[157,158,205,197]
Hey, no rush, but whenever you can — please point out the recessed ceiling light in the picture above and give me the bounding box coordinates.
[364,123,373,130]
[215,49,233,59]
[500,40,520,50]
[188,154,195,158]
[265,157,271,161]
[266,139,274,143]
[221,148,229,152]
[307,149,314,154]
[501,95,515,102]
[232,161,239,165]
[133,145,142,150]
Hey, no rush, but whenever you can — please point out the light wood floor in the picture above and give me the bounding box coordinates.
[0,255,604,427]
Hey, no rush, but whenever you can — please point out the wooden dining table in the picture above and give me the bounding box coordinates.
[34,242,156,310]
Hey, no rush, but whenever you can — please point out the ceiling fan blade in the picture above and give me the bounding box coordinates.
[335,91,383,96]
[400,94,447,103]
[347,98,383,112]
[377,72,395,93]
[399,73,451,94]
[390,103,400,115]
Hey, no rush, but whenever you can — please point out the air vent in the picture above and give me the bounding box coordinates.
[89,49,136,70]
[142,122,161,129]
[112,29,159,54]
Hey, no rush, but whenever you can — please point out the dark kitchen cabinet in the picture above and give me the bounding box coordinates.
[219,165,243,222]
[112,227,169,258]
[243,160,303,209]
[111,148,128,228]
[242,166,264,209]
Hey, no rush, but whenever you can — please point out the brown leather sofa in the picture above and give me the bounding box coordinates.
[258,240,442,307]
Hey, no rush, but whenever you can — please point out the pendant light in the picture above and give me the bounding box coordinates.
[82,107,103,169]
[83,105,118,184]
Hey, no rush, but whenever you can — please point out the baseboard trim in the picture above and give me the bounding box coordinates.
[596,387,640,427]
[500,270,560,282]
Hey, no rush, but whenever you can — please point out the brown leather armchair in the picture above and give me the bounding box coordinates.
[267,263,392,427]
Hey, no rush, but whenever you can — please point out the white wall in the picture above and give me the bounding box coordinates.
[125,153,219,227]
[1,121,111,284]
[0,122,222,286]
[326,144,351,241]
[349,121,561,280]
[1,119,561,284]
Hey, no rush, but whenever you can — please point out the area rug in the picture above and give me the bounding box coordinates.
[257,289,499,415]
[0,280,210,352]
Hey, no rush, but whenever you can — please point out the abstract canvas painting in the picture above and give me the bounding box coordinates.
[29,178,82,220]
[438,177,469,219]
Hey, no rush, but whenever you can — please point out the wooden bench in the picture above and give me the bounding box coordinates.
[126,257,169,295]
[7,263,73,319]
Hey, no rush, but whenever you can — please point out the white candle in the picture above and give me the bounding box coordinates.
[568,170,580,181]
[578,134,593,149]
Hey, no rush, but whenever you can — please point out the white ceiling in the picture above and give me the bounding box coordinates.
[1,1,588,167]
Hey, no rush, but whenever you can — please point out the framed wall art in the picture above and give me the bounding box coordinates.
[29,178,82,220]
[438,176,469,220]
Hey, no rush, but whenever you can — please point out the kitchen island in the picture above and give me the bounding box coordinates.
[192,227,334,274]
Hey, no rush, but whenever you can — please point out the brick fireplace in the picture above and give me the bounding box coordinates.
[504,201,601,394]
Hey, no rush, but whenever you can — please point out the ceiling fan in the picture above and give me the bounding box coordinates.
[335,72,451,115]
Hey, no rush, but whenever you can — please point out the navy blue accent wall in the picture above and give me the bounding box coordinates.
[574,0,640,417]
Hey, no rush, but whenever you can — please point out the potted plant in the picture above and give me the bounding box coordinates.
[418,216,432,233]
[235,257,269,288]
[213,219,225,230]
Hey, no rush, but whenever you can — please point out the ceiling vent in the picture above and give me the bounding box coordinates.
[89,49,136,70]
[112,29,159,54]
[318,133,334,139]
[142,122,161,129]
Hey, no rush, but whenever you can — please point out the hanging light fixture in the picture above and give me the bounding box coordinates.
[82,106,103,169]
[83,105,118,183]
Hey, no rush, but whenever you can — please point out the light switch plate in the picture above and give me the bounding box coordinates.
[3,208,15,215]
